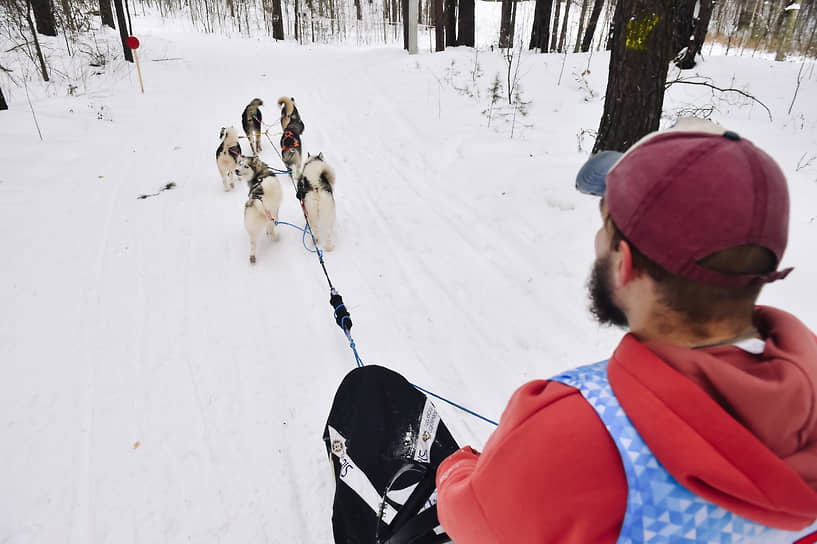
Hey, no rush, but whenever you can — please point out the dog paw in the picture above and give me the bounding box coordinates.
[249,255,256,264]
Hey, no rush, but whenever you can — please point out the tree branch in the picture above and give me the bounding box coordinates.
[665,77,773,122]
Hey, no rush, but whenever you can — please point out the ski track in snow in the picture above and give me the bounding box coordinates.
[2,14,817,543]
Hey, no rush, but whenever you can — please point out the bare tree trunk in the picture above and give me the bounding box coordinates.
[529,0,553,50]
[113,0,134,61]
[100,0,116,28]
[60,0,75,32]
[402,0,409,48]
[383,0,388,42]
[0,86,7,110]
[23,0,51,78]
[444,0,456,45]
[580,0,603,51]
[510,0,518,41]
[550,0,561,51]
[593,0,677,153]
[124,0,133,34]
[433,0,444,50]
[557,0,570,51]
[354,0,361,19]
[672,0,694,54]
[30,0,57,35]
[272,0,284,39]
[499,0,513,47]
[676,0,714,68]
[573,0,589,52]
[793,0,816,46]
[295,0,301,40]
[602,0,615,50]
[775,3,799,60]
[202,0,211,32]
[747,0,763,45]
[457,0,473,45]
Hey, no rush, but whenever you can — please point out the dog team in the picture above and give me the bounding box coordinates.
[216,97,336,263]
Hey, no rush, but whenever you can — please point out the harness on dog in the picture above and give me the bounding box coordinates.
[281,130,300,151]
[247,181,276,223]
[247,196,276,223]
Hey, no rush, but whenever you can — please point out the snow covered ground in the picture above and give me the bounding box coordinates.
[2,5,817,542]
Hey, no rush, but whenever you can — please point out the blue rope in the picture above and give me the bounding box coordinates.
[273,220,320,254]
[412,383,499,426]
[344,330,365,368]
[276,220,497,426]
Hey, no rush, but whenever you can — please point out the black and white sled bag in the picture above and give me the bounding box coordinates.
[323,365,460,544]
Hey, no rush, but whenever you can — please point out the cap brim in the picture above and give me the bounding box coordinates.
[575,151,623,196]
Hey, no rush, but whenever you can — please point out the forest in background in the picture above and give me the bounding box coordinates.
[2,0,816,151]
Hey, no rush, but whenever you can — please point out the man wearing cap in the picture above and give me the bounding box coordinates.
[435,118,817,543]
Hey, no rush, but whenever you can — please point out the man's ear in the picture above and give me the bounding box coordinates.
[613,239,635,287]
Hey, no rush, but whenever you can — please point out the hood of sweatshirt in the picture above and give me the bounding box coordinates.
[609,306,817,530]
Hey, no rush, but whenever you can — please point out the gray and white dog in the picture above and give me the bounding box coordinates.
[278,97,305,176]
[216,126,242,191]
[234,155,283,263]
[296,153,336,251]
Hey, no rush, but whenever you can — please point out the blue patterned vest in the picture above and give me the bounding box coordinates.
[553,360,817,544]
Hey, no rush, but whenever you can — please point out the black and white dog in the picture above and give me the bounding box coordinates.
[277,97,305,176]
[216,126,242,191]
[241,98,264,154]
[234,155,283,264]
[297,153,336,251]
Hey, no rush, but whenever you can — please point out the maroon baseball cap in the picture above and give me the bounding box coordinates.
[586,118,792,288]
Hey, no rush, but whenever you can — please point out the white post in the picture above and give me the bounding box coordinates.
[408,0,418,54]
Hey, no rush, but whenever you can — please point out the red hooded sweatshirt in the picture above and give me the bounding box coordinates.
[436,307,817,543]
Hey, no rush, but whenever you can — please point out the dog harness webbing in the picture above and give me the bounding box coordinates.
[282,130,300,151]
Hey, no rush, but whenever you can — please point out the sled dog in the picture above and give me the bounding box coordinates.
[241,98,264,154]
[277,96,305,133]
[297,153,336,251]
[216,126,242,191]
[235,155,283,264]
[278,97,305,176]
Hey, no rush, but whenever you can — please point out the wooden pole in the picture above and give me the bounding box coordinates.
[134,51,144,92]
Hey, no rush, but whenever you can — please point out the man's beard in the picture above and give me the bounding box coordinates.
[588,255,629,328]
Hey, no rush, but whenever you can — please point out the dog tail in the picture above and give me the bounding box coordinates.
[320,163,336,191]
[277,97,294,117]
[278,97,294,129]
